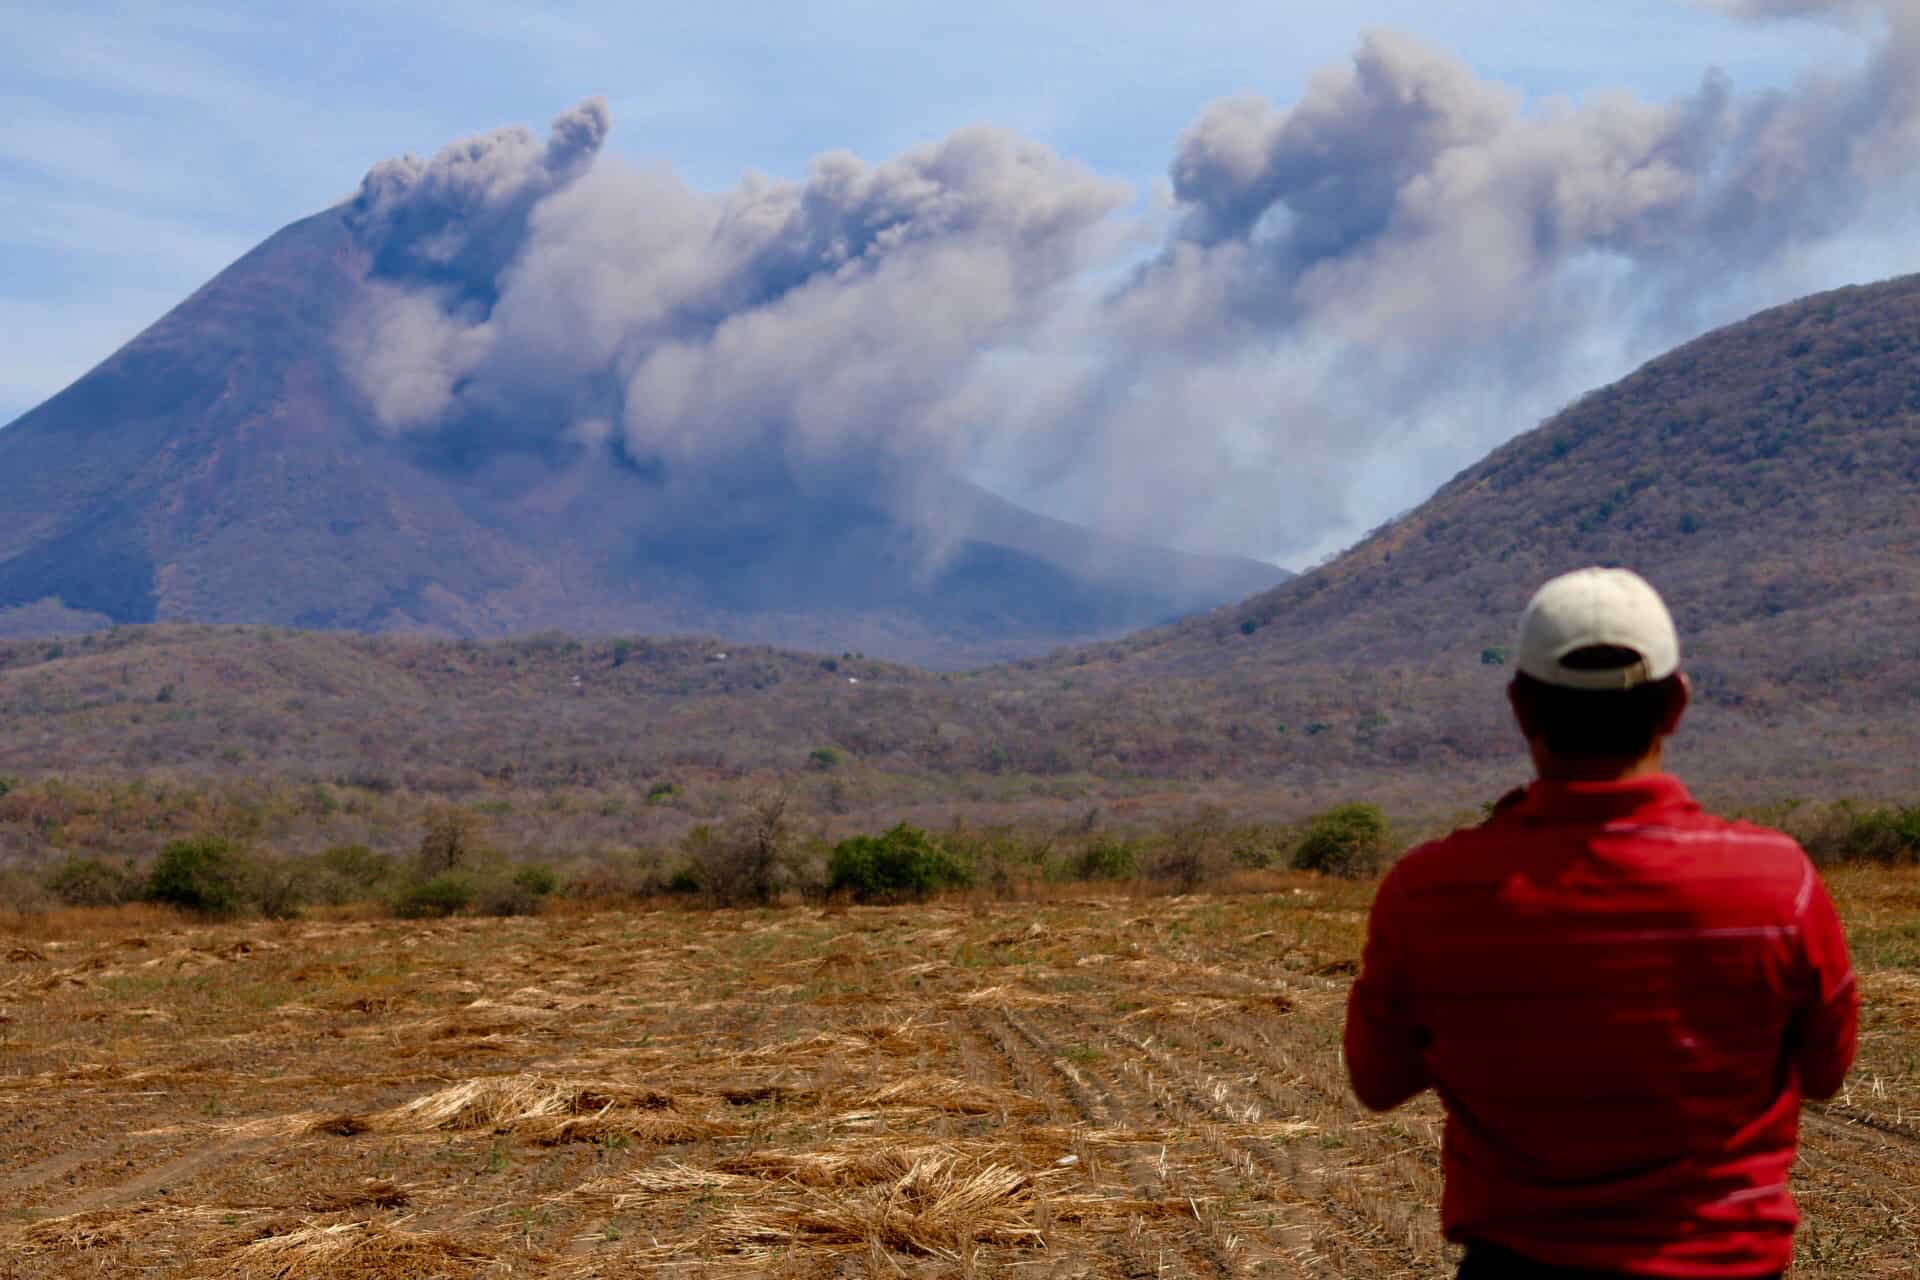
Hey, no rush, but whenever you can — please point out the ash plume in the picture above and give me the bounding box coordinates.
[980,0,1920,560]
[340,113,1124,486]
[336,1,1920,567]
[348,98,610,288]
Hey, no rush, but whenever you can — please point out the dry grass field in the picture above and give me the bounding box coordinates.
[3,870,1918,1278]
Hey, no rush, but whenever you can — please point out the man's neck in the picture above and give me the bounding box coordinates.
[1531,744,1666,784]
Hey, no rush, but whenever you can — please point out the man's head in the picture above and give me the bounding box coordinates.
[1507,567,1690,778]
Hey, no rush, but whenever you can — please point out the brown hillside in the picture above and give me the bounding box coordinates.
[1198,271,1920,677]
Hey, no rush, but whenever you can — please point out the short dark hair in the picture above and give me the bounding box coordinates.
[1510,669,1682,759]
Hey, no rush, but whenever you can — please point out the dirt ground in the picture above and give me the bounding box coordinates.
[3,870,1917,1278]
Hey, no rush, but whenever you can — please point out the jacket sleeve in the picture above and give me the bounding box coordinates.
[1344,864,1430,1112]
[1791,867,1858,1101]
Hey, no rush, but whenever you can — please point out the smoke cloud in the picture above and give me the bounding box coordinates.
[337,1,1920,566]
[341,111,1124,486]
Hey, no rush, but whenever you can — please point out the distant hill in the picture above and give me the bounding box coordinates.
[0,210,1282,669]
[1172,272,1920,676]
[1043,271,1920,795]
[0,276,1915,816]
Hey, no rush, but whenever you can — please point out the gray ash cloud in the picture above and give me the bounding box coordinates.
[336,2,1920,565]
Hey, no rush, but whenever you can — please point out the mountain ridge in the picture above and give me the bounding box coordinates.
[0,268,1915,814]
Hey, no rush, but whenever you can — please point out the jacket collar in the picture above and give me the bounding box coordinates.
[1512,773,1697,824]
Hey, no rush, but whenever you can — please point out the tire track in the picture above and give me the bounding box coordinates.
[1187,1005,1447,1174]
[972,1010,1182,1279]
[1800,1111,1920,1202]
[1085,1012,1438,1278]
[999,1009,1250,1280]
[1029,1019,1241,1280]
[34,1134,274,1218]
[0,1138,145,1206]
[1812,1101,1920,1148]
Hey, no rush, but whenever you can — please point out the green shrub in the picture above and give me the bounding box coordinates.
[475,866,555,917]
[1230,844,1277,870]
[1072,838,1138,882]
[646,782,681,804]
[322,843,393,886]
[145,838,244,915]
[513,865,560,897]
[45,857,137,907]
[1801,802,1920,866]
[827,824,970,903]
[806,747,841,772]
[1292,803,1390,878]
[392,873,475,919]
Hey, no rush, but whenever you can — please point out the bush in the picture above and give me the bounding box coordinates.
[1800,802,1920,866]
[145,838,244,915]
[311,844,397,904]
[323,843,395,888]
[45,857,137,907]
[1072,838,1138,882]
[246,859,308,920]
[1292,803,1390,878]
[392,873,475,919]
[828,824,970,903]
[470,866,551,917]
[416,809,479,875]
[682,794,793,907]
[1146,808,1240,892]
[944,826,1051,897]
[513,865,560,897]
[474,864,561,917]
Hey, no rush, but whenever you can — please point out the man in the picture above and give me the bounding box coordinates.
[1345,567,1857,1279]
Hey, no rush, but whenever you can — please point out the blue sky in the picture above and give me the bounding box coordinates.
[2,2,1904,564]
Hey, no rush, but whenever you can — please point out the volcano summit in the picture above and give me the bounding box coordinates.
[0,102,1282,667]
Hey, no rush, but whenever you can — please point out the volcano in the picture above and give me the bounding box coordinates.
[0,105,1283,668]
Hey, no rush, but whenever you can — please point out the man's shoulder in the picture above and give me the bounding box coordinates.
[1384,787,1815,908]
[1607,806,1809,862]
[1383,809,1512,890]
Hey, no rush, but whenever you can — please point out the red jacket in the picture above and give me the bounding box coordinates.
[1345,774,1857,1277]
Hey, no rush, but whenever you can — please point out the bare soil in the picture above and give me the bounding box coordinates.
[3,873,1915,1277]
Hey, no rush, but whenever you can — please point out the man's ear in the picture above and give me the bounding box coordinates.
[1507,678,1537,741]
[1658,673,1691,738]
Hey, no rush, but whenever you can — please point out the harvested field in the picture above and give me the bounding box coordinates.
[2,868,1917,1277]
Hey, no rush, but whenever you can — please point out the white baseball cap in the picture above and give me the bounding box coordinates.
[1515,567,1680,691]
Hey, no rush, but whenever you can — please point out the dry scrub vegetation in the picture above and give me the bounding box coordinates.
[3,870,1919,1277]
